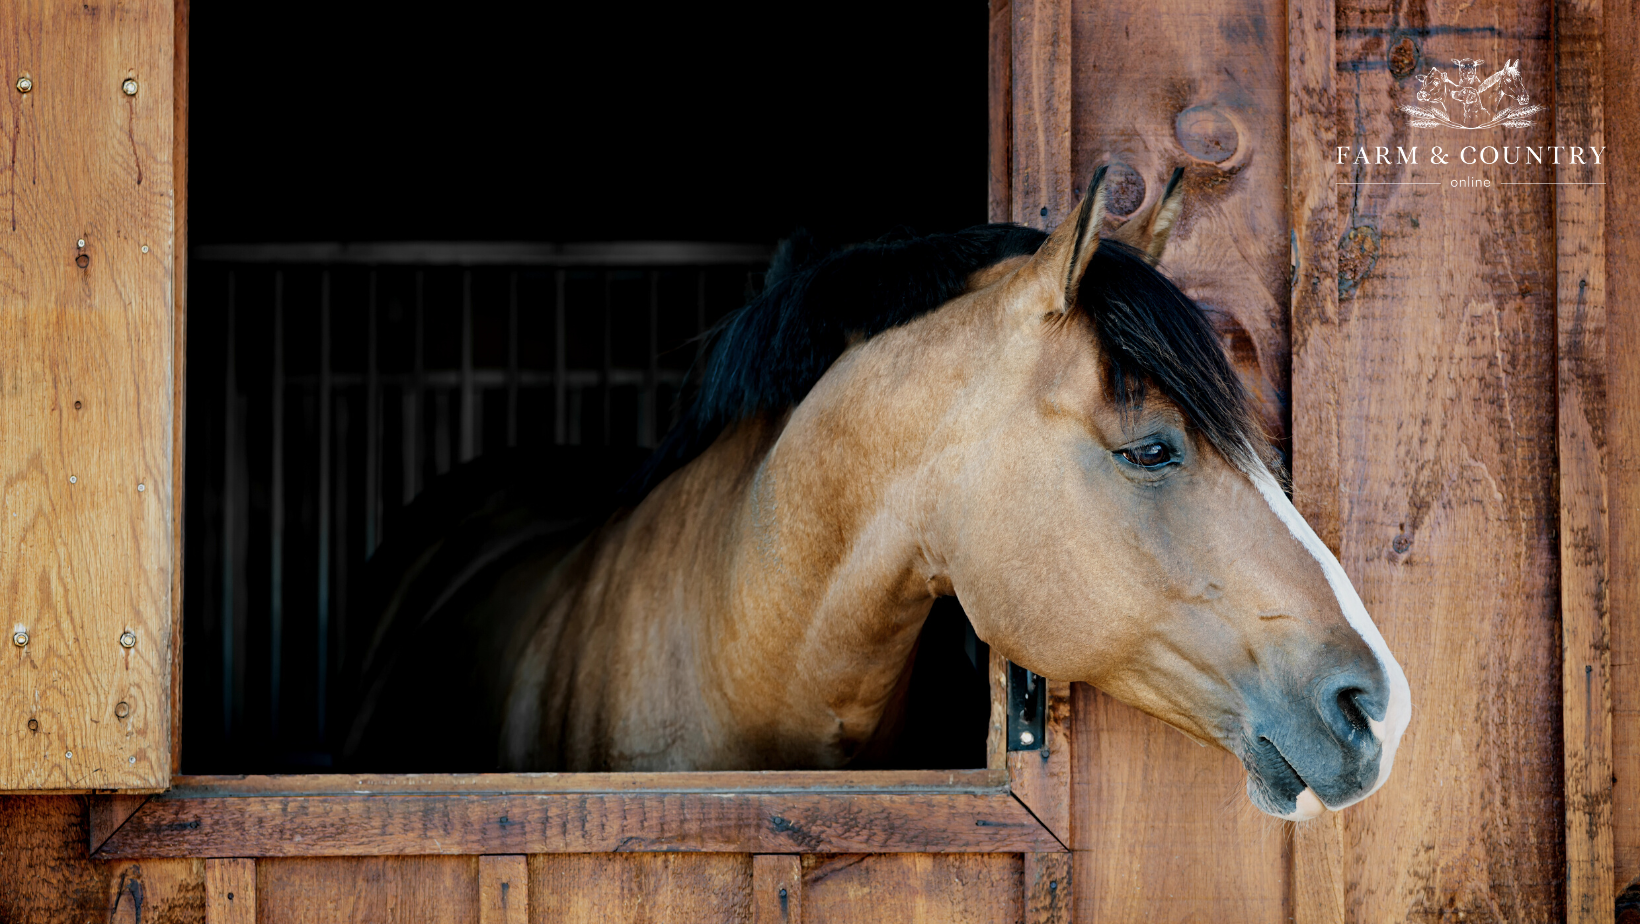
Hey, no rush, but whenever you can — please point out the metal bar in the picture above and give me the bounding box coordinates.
[316,271,333,743]
[405,270,424,502]
[507,271,518,448]
[270,270,285,742]
[364,270,379,557]
[553,270,566,445]
[221,271,237,740]
[644,270,658,447]
[459,269,475,462]
[601,271,612,445]
[194,241,773,267]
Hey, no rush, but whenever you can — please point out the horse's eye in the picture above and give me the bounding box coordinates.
[1122,442,1173,468]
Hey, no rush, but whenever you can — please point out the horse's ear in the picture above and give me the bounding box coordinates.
[1021,164,1110,316]
[1108,167,1186,265]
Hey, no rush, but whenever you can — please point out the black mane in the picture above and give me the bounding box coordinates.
[628,224,1265,500]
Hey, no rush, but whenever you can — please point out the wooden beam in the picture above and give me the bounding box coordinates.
[753,854,803,924]
[162,769,1008,795]
[988,0,1012,223]
[478,855,528,924]
[1023,852,1070,924]
[1007,679,1071,846]
[95,789,1064,858]
[1010,0,1073,229]
[205,858,255,924]
[1557,0,1615,917]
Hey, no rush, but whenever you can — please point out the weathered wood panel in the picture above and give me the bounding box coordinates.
[1556,0,1614,917]
[529,853,752,924]
[800,853,1021,924]
[1007,679,1071,846]
[0,796,202,923]
[205,858,254,924]
[1317,2,1566,920]
[479,855,529,924]
[1056,0,1294,917]
[753,854,803,924]
[256,856,477,924]
[1022,852,1070,924]
[96,789,1062,858]
[1606,0,1640,896]
[1070,685,1289,922]
[0,0,178,791]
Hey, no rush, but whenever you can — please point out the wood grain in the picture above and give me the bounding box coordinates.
[171,0,189,779]
[256,856,477,924]
[1323,1,1566,918]
[164,769,1008,796]
[1022,852,1070,924]
[479,855,529,924]
[1557,0,1615,917]
[205,858,254,924]
[0,0,178,791]
[96,790,1063,858]
[1605,0,1640,894]
[753,854,802,924]
[529,853,751,924]
[1006,679,1070,846]
[90,793,150,852]
[987,650,1007,771]
[0,795,203,924]
[800,853,1021,923]
[1070,684,1288,922]
[988,0,1013,224]
[1010,0,1073,231]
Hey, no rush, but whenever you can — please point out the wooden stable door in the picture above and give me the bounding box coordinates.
[0,0,182,791]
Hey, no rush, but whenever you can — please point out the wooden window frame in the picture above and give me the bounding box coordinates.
[93,653,1072,858]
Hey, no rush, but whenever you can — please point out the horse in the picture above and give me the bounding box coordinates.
[338,166,1412,821]
[1488,59,1528,113]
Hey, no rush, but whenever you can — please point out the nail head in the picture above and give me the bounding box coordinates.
[121,78,138,96]
[119,630,136,649]
[64,750,72,759]
[12,631,27,647]
[128,756,136,764]
[140,245,149,254]
[1019,731,1035,746]
[137,483,145,492]
[15,76,31,93]
[68,475,76,484]
[77,239,85,248]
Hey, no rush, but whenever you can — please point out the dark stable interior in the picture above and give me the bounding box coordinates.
[180,2,994,773]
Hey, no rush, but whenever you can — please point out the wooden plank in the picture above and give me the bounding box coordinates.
[1010,0,1073,230]
[529,853,751,924]
[165,769,1007,796]
[89,793,149,852]
[97,790,1064,858]
[988,0,1012,223]
[1322,1,1564,918]
[171,0,189,780]
[1286,0,1346,918]
[800,853,1021,923]
[206,858,255,924]
[1022,852,1070,924]
[1557,0,1615,917]
[479,855,529,924]
[1006,679,1070,846]
[752,854,802,924]
[1070,684,1287,922]
[1058,0,1293,915]
[987,650,1007,771]
[256,857,477,924]
[1609,0,1640,891]
[1,794,204,924]
[0,0,177,791]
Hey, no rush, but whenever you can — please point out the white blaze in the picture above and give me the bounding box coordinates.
[1248,467,1413,810]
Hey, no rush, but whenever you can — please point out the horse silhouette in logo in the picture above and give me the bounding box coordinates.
[1402,58,1544,129]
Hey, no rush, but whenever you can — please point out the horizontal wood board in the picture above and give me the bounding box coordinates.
[0,0,177,791]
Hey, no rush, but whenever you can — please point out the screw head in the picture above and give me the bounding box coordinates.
[64,750,72,759]
[1019,731,1035,746]
[15,76,31,93]
[137,483,145,492]
[121,78,138,96]
[128,756,136,764]
[119,630,136,649]
[12,631,27,647]
[76,239,85,248]
[140,245,149,254]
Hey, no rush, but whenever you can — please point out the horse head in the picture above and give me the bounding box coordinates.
[937,168,1411,819]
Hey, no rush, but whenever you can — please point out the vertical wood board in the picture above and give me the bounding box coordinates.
[0,0,178,790]
[256,856,477,924]
[479,854,529,924]
[800,853,1021,924]
[205,858,254,924]
[753,854,803,924]
[528,853,752,924]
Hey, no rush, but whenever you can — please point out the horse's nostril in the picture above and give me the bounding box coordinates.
[1335,687,1371,736]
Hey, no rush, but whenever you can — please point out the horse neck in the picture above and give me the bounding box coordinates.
[698,297,990,765]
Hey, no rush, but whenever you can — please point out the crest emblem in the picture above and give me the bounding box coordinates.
[1399,58,1546,129]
